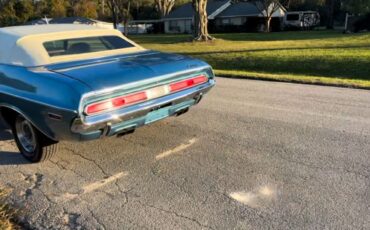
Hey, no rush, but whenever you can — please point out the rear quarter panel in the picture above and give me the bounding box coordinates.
[0,64,90,140]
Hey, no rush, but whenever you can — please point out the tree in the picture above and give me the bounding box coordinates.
[107,0,132,33]
[249,0,284,32]
[192,0,214,41]
[34,0,49,18]
[0,0,35,26]
[73,0,98,18]
[131,0,161,20]
[49,0,68,18]
[342,0,370,14]
[325,0,335,29]
[13,0,34,23]
[0,0,18,26]
[155,0,175,17]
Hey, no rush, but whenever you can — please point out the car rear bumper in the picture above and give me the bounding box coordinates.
[70,79,215,140]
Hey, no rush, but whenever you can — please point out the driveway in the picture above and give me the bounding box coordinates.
[1,78,370,229]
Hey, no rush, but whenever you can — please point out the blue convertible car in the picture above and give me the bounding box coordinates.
[0,25,215,162]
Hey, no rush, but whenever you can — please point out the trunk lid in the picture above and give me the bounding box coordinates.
[47,51,210,92]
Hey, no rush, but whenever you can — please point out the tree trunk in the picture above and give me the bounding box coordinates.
[265,17,271,32]
[326,0,335,29]
[112,4,118,29]
[192,1,199,37]
[192,0,214,41]
[123,1,130,35]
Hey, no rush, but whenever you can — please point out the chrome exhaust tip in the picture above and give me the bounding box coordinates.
[194,93,203,104]
[117,128,135,138]
[176,108,189,117]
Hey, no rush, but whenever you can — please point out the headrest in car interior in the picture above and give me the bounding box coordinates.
[68,43,91,54]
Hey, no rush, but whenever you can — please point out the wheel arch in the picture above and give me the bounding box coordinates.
[0,104,57,141]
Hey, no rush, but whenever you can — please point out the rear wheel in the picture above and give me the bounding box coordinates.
[12,115,58,163]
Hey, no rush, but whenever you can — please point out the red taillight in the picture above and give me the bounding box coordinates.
[169,75,208,92]
[86,91,147,115]
[85,75,208,115]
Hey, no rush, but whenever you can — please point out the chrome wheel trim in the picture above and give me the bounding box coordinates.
[15,118,37,153]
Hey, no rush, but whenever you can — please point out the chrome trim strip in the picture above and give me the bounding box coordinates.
[0,91,77,113]
[71,79,215,133]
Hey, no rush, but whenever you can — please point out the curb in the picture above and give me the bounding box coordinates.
[216,75,370,91]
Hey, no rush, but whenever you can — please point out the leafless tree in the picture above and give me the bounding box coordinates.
[155,0,175,17]
[192,0,214,41]
[249,0,284,32]
[107,0,131,34]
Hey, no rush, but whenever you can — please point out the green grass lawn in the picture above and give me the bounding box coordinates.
[130,31,370,88]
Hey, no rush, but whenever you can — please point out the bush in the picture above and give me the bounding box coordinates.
[346,13,370,33]
[353,13,370,32]
[0,189,18,230]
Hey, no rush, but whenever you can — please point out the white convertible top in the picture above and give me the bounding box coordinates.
[0,24,144,67]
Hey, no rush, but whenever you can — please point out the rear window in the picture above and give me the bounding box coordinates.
[43,36,134,57]
[286,14,300,21]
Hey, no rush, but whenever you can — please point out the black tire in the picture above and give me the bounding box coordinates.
[12,115,58,163]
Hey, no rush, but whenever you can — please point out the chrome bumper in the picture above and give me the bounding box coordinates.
[71,79,215,134]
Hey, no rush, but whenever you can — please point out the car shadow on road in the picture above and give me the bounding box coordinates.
[0,125,31,165]
[0,129,13,141]
[0,151,30,165]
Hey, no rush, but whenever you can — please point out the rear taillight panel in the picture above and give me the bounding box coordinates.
[85,91,148,115]
[84,74,208,115]
[169,75,208,93]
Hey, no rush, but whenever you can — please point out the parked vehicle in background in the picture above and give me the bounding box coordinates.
[284,11,320,30]
[344,13,370,33]
[0,25,215,163]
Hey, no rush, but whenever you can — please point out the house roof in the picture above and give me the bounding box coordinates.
[163,0,230,20]
[217,2,261,17]
[215,1,286,18]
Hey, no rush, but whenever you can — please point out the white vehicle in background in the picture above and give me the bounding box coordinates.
[284,11,320,30]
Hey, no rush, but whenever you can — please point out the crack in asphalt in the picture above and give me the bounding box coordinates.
[114,181,134,207]
[137,200,214,230]
[64,146,110,176]
[49,159,86,179]
[64,146,129,196]
[150,165,194,199]
[88,207,107,230]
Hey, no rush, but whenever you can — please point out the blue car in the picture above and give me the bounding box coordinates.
[0,25,215,162]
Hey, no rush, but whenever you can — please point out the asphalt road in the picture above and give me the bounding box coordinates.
[1,78,370,230]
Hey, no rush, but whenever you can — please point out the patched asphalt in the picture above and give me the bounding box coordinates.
[1,78,370,229]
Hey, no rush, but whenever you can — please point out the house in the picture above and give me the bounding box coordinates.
[163,0,231,34]
[214,2,286,32]
[163,0,286,34]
